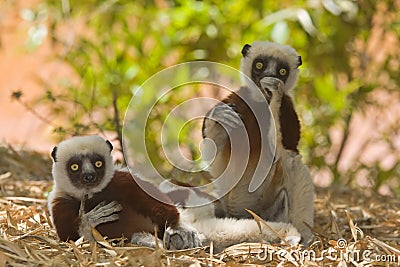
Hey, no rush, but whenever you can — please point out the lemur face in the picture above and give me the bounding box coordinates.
[51,136,115,199]
[240,41,302,102]
[250,56,291,89]
[66,153,107,189]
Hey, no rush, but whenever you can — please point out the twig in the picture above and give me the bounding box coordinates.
[333,111,353,183]
[12,96,58,129]
[79,194,88,218]
[112,88,125,162]
[245,209,289,246]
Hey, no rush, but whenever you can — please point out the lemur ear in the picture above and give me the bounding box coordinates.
[297,56,302,67]
[241,44,252,57]
[106,140,113,152]
[51,146,58,162]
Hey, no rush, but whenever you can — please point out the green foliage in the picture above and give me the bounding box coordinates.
[22,0,400,193]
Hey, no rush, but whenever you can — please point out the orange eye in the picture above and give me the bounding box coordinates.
[255,62,263,70]
[95,161,103,168]
[279,68,287,76]
[70,164,79,171]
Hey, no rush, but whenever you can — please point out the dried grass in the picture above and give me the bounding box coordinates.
[0,146,399,266]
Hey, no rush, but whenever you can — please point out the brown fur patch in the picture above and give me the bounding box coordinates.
[269,159,284,189]
[280,94,300,152]
[50,171,180,241]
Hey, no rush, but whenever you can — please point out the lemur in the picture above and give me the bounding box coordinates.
[201,41,314,244]
[48,135,201,250]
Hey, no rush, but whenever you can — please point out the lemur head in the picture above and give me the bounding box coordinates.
[51,136,115,199]
[240,41,302,100]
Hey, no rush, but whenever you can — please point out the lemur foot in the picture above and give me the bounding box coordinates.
[131,232,163,248]
[164,225,202,250]
[78,201,123,242]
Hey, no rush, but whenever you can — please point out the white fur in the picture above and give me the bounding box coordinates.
[282,151,314,244]
[241,41,300,97]
[48,136,115,207]
[178,204,300,252]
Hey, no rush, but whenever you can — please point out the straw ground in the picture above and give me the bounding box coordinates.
[0,145,399,266]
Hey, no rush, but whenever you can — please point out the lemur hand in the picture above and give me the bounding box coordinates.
[207,102,242,129]
[260,77,284,93]
[78,200,123,242]
[203,102,242,150]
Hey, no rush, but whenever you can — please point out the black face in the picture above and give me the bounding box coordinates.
[251,56,290,89]
[66,153,106,188]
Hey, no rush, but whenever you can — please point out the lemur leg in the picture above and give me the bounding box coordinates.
[187,216,301,252]
[78,200,123,242]
[264,188,289,222]
[164,224,202,250]
[203,102,242,150]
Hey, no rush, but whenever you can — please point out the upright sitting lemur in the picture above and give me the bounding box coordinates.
[200,41,314,244]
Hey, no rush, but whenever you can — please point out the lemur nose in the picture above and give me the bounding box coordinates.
[262,72,277,78]
[82,173,97,183]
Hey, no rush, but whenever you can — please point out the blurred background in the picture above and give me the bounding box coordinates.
[1,0,399,194]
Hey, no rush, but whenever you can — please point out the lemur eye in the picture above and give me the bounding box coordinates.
[279,68,287,76]
[70,164,79,171]
[255,62,263,70]
[95,161,103,168]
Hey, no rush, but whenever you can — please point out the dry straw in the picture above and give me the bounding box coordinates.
[0,148,399,266]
